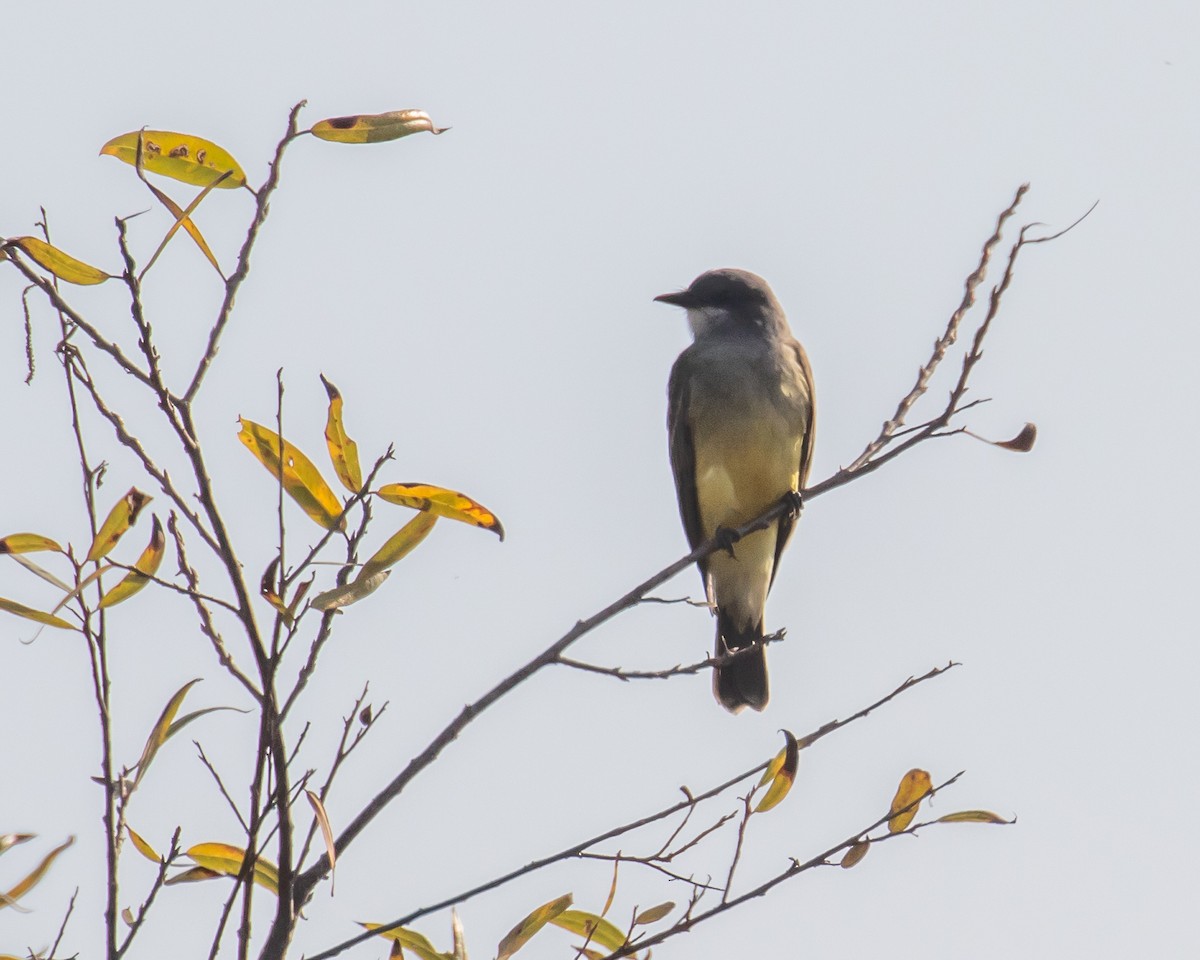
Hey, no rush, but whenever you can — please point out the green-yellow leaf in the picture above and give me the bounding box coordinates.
[238,418,344,530]
[186,843,279,895]
[0,837,73,911]
[310,109,448,144]
[86,488,152,562]
[754,729,799,813]
[132,678,200,787]
[6,236,113,285]
[360,923,452,960]
[164,705,245,741]
[549,910,626,953]
[321,375,362,492]
[99,515,165,608]
[0,596,76,630]
[101,130,247,189]
[311,570,390,611]
[358,513,438,582]
[0,534,63,555]
[496,892,573,960]
[840,839,870,869]
[888,768,933,834]
[633,902,674,926]
[377,484,503,540]
[936,810,1013,825]
[127,826,161,863]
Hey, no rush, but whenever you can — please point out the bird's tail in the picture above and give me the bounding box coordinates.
[713,609,769,713]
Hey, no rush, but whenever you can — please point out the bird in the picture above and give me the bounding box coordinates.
[655,268,815,713]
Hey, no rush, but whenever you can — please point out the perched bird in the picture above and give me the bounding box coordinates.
[656,269,815,713]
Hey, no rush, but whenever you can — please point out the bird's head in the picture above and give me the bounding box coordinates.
[654,268,784,339]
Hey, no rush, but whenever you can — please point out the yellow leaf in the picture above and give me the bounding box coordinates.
[100,130,247,189]
[132,678,200,787]
[305,790,337,892]
[186,843,279,895]
[311,570,390,611]
[888,768,933,834]
[600,858,619,918]
[633,902,674,925]
[0,533,63,555]
[0,596,76,630]
[358,513,438,582]
[99,515,165,608]
[840,840,870,869]
[237,418,344,530]
[86,488,152,562]
[127,826,161,863]
[360,923,451,960]
[321,375,363,492]
[754,729,799,813]
[138,175,228,279]
[310,109,448,144]
[936,810,1013,825]
[0,837,73,911]
[496,893,573,960]
[377,483,504,540]
[6,236,113,285]
[164,865,222,886]
[549,910,626,953]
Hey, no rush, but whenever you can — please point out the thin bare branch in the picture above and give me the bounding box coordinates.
[184,101,307,403]
[556,631,785,682]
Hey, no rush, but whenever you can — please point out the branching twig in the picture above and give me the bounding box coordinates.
[302,663,953,958]
[557,631,785,682]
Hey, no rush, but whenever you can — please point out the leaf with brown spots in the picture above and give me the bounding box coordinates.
[310,110,448,144]
[101,130,246,189]
[86,488,152,562]
[237,418,344,531]
[377,484,503,540]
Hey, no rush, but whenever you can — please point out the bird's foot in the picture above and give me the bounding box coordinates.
[784,489,804,520]
[714,525,740,558]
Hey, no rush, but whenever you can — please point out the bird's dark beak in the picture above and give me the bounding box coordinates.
[654,290,693,307]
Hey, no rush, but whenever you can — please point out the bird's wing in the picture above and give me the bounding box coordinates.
[668,351,709,585]
[769,338,816,589]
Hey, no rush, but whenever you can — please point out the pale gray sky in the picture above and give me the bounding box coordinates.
[2,2,1197,958]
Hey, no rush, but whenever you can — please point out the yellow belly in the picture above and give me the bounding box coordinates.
[693,413,802,630]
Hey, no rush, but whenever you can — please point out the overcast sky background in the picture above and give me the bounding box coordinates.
[2,2,1197,958]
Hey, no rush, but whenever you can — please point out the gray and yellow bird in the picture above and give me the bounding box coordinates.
[656,268,815,713]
